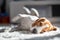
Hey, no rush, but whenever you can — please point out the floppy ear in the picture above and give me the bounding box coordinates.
[40,17,54,27]
[32,17,48,27]
[31,8,39,17]
[32,18,42,27]
[32,19,39,27]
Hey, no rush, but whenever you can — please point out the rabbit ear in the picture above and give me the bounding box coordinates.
[31,8,39,17]
[23,7,31,14]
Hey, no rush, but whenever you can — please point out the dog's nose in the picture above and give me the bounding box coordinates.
[32,28,37,34]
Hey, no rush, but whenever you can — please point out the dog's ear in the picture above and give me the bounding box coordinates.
[32,19,39,27]
[32,18,45,27]
[38,18,45,26]
[39,19,45,22]
[32,17,48,27]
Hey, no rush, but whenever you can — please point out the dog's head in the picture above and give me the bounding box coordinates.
[31,17,53,34]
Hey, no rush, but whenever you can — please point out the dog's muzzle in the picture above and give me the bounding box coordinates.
[30,27,42,34]
[31,28,37,34]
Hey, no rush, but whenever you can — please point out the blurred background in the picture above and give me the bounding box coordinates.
[0,0,60,40]
[0,0,60,26]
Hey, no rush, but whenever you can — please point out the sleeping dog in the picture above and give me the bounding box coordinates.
[31,17,57,34]
[11,7,39,32]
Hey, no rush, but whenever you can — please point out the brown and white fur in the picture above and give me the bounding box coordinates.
[11,7,39,31]
[31,17,57,33]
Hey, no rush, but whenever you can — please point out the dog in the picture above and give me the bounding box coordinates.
[11,7,39,31]
[31,17,57,34]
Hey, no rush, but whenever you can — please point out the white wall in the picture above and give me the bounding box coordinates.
[6,0,60,13]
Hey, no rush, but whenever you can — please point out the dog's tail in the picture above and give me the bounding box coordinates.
[31,8,39,17]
